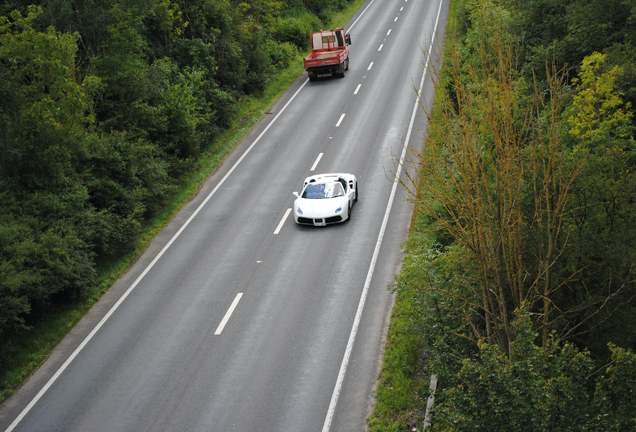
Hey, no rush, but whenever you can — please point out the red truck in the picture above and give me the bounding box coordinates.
[304,28,351,81]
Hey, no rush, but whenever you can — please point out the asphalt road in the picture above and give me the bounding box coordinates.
[0,0,448,430]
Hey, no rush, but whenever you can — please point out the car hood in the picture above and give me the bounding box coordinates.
[295,197,347,217]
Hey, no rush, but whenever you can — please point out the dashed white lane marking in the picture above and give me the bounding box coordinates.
[215,293,243,335]
[378,44,383,51]
[400,6,404,11]
[274,208,292,235]
[394,16,398,22]
[310,153,323,171]
[387,29,391,35]
[354,84,361,94]
[336,113,346,127]
[367,62,374,70]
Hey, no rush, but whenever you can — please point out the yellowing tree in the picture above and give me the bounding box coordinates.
[400,5,584,355]
[568,52,634,142]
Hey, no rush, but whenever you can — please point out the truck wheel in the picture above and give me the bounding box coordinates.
[339,67,346,78]
[309,75,317,82]
[345,57,349,71]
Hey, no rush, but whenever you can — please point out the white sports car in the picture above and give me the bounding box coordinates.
[292,173,358,226]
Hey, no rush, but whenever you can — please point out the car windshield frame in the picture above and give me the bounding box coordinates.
[301,181,345,199]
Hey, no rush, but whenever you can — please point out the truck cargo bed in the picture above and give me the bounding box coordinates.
[303,28,351,80]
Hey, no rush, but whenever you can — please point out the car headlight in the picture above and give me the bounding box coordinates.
[297,205,303,215]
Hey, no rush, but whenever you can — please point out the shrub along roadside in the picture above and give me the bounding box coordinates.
[0,0,367,404]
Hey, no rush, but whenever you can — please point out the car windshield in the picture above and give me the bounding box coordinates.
[302,182,344,199]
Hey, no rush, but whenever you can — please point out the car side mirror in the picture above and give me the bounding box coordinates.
[293,192,299,198]
[345,33,351,45]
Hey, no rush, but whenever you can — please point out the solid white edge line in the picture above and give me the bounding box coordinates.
[311,152,324,171]
[347,0,376,31]
[215,293,244,335]
[367,62,374,70]
[336,113,346,127]
[4,76,311,432]
[321,0,444,430]
[274,208,292,235]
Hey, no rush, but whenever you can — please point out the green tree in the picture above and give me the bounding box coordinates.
[430,308,636,431]
[95,5,149,132]
[0,6,97,346]
[0,6,98,189]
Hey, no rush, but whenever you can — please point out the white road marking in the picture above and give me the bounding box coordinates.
[310,153,323,171]
[394,16,398,22]
[400,6,404,11]
[215,293,244,335]
[354,84,361,94]
[347,0,376,31]
[321,0,445,430]
[387,29,391,35]
[378,44,383,51]
[336,113,345,127]
[274,208,292,235]
[367,62,374,70]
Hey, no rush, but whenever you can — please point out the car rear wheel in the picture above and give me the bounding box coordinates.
[354,182,359,202]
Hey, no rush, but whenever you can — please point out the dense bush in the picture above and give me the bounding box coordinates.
[276,13,321,49]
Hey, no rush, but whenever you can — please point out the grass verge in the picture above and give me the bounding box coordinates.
[367,288,429,431]
[0,0,370,405]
